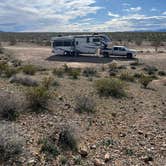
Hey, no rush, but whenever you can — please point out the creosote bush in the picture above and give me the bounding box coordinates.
[120,72,135,82]
[58,128,78,152]
[0,126,23,163]
[95,78,126,98]
[143,65,158,75]
[0,62,17,78]
[26,86,51,113]
[140,75,153,88]
[0,94,19,121]
[53,68,64,77]
[83,67,97,77]
[22,64,37,75]
[41,76,54,89]
[68,68,81,79]
[75,95,96,113]
[40,138,59,158]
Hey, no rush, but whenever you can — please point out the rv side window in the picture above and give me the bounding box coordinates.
[93,38,100,42]
[64,41,72,46]
[53,41,63,47]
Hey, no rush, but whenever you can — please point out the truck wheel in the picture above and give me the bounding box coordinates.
[103,52,109,58]
[127,53,133,59]
[64,51,69,56]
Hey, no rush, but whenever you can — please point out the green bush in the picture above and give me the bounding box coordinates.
[83,67,97,77]
[68,68,81,79]
[140,75,153,88]
[95,78,126,98]
[60,156,68,165]
[75,96,96,113]
[53,68,64,77]
[26,86,50,113]
[58,128,78,151]
[143,65,158,75]
[40,139,59,158]
[22,65,37,75]
[120,72,135,82]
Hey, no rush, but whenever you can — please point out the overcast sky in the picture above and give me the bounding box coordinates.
[0,0,166,32]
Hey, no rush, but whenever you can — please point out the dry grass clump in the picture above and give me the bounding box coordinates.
[0,124,24,164]
[75,95,96,113]
[143,65,158,75]
[139,75,153,88]
[22,64,37,75]
[83,67,97,77]
[0,93,20,121]
[9,75,38,87]
[53,68,64,77]
[119,72,135,82]
[58,127,78,152]
[95,78,127,98]
[26,86,51,113]
[0,62,18,78]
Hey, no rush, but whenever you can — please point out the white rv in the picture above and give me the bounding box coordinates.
[51,34,112,56]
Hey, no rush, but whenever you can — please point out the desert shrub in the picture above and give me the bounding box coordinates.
[0,135,23,163]
[41,76,54,89]
[4,67,17,78]
[58,128,78,151]
[53,68,64,77]
[11,59,22,67]
[140,75,153,88]
[158,71,166,76]
[73,156,82,165]
[95,78,126,98]
[68,68,81,79]
[63,64,71,73]
[83,67,97,77]
[9,75,38,87]
[26,86,50,113]
[40,138,59,158]
[52,80,60,87]
[120,72,135,82]
[143,65,158,75]
[134,73,144,79]
[75,96,96,113]
[60,156,68,165]
[108,62,118,71]
[22,65,37,75]
[0,94,19,121]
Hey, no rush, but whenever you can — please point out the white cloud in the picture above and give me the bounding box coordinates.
[162,11,166,15]
[0,0,101,31]
[150,8,157,12]
[108,11,119,17]
[124,6,142,12]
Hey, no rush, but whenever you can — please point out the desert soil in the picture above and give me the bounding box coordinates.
[0,45,166,166]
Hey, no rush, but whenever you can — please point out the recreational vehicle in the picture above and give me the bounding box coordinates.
[51,34,112,56]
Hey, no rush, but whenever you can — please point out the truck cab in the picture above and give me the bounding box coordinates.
[102,46,137,59]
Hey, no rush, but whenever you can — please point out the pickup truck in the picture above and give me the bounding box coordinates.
[101,46,137,59]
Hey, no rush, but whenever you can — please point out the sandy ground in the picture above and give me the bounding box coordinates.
[4,45,166,70]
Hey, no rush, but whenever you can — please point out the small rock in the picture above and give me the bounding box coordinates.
[90,145,97,149]
[142,155,153,163]
[138,130,144,135]
[79,146,88,157]
[104,153,111,162]
[27,158,36,165]
[94,159,105,166]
